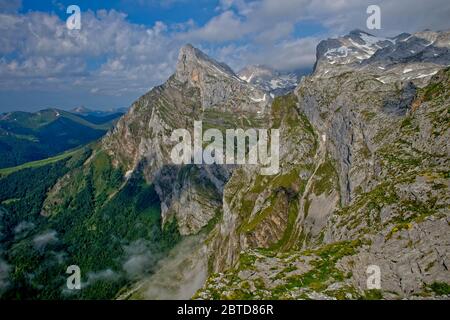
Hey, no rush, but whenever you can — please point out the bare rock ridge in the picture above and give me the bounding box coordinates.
[176,44,237,82]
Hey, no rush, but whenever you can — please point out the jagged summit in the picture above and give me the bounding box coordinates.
[175,44,238,83]
[173,44,269,110]
[176,45,296,101]
[313,29,450,84]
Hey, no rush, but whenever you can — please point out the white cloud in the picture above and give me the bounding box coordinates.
[14,221,35,235]
[122,239,161,279]
[33,230,58,249]
[183,11,245,42]
[85,269,119,286]
[212,0,450,37]
[0,10,181,97]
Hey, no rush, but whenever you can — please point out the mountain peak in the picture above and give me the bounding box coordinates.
[172,44,270,110]
[175,44,237,84]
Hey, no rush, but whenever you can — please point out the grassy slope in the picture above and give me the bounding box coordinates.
[0,147,84,176]
[0,146,180,299]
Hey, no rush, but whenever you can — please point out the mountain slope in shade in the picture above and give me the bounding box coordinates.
[0,108,123,169]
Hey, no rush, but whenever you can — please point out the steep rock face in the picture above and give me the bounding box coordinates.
[176,45,270,112]
[314,29,395,75]
[201,67,449,299]
[101,45,270,235]
[39,32,449,299]
[209,93,318,271]
[322,69,450,296]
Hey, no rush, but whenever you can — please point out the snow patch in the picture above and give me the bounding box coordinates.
[240,73,254,83]
[325,46,349,59]
[251,94,266,103]
[415,71,438,79]
[403,68,413,74]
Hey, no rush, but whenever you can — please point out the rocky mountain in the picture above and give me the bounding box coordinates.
[238,65,299,97]
[199,29,450,299]
[0,29,449,300]
[314,29,450,84]
[0,108,123,169]
[99,44,272,236]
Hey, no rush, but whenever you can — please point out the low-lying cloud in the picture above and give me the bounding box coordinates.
[122,239,161,279]
[33,230,58,250]
[14,221,35,236]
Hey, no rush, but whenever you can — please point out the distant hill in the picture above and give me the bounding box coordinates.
[0,108,124,169]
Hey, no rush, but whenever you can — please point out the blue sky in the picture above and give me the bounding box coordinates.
[20,0,221,26]
[0,0,449,112]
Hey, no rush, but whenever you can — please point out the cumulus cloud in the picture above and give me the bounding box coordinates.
[211,0,450,37]
[0,10,180,96]
[169,0,450,72]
